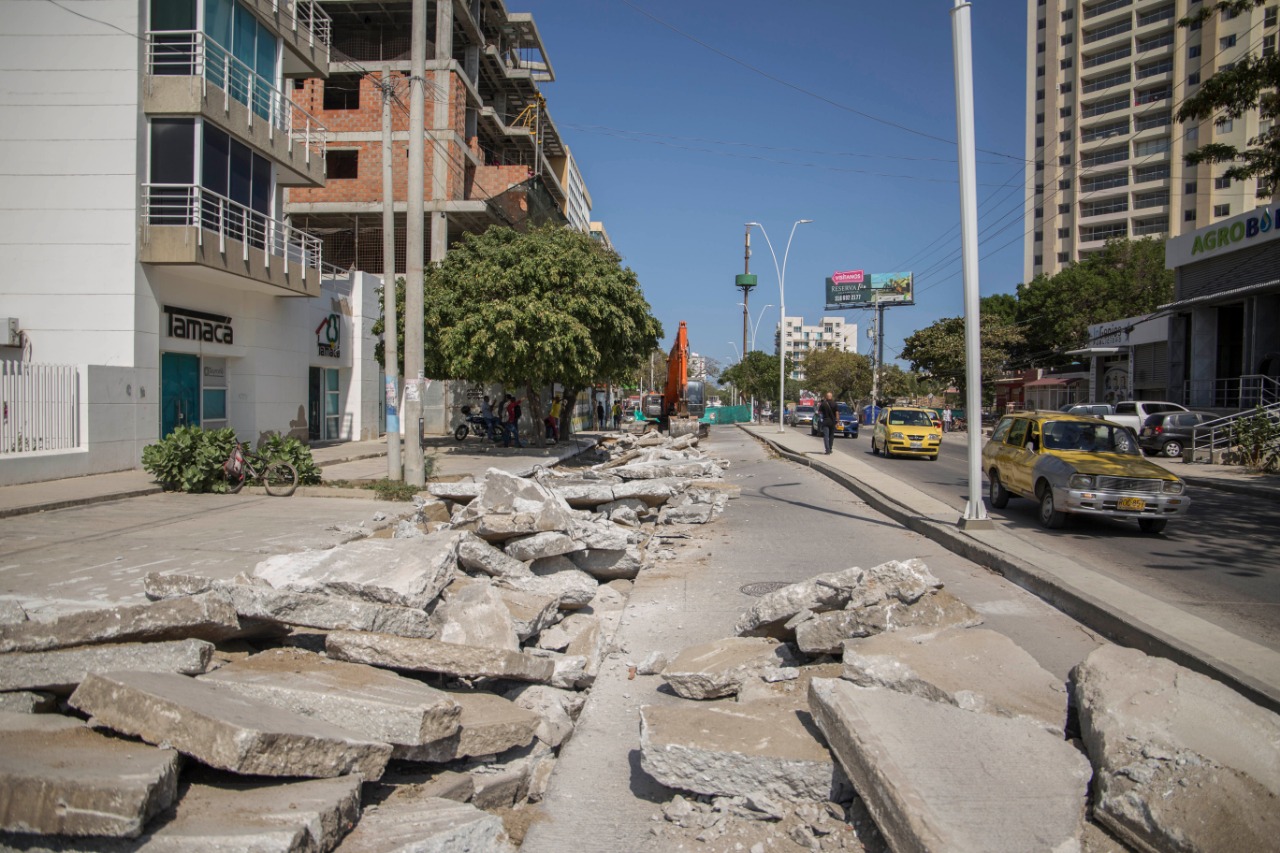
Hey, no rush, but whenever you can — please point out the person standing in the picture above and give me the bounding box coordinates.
[546,395,561,442]
[480,395,498,441]
[818,392,839,455]
[611,401,622,430]
[942,406,953,433]
[595,400,606,430]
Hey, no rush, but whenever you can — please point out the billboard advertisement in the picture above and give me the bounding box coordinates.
[825,271,914,309]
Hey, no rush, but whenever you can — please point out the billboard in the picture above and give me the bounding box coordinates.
[825,271,914,309]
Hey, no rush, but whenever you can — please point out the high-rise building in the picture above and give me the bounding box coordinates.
[1025,0,1278,281]
[777,315,858,381]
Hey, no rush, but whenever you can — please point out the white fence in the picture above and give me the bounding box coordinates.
[0,362,80,454]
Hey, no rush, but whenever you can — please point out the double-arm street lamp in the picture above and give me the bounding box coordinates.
[738,302,775,352]
[746,220,813,434]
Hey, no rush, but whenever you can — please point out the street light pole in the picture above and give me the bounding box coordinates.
[738,302,775,352]
[747,220,813,434]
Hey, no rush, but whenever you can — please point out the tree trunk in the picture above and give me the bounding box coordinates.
[560,388,580,439]
[525,384,547,448]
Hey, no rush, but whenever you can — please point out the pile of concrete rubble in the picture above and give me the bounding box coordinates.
[639,559,1280,852]
[0,431,731,851]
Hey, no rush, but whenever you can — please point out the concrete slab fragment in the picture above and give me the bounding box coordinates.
[427,581,520,651]
[842,627,1068,733]
[1072,644,1280,853]
[569,519,633,551]
[0,711,179,838]
[450,468,576,542]
[611,479,678,506]
[0,690,56,713]
[199,648,461,749]
[393,691,539,763]
[68,671,392,780]
[503,531,582,562]
[548,482,616,508]
[794,588,983,654]
[639,699,848,802]
[662,637,798,700]
[0,638,214,694]
[333,794,513,852]
[0,592,241,654]
[457,532,532,578]
[497,566,598,610]
[808,678,1091,853]
[568,547,643,580]
[325,631,556,684]
[426,481,481,502]
[505,684,585,748]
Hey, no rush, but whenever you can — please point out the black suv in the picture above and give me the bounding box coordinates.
[1139,411,1216,458]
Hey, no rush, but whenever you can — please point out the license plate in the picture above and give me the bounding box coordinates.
[1118,497,1146,511]
[910,440,923,448]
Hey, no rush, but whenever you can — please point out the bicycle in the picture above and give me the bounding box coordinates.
[223,443,299,497]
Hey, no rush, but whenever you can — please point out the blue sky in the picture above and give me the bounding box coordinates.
[520,1,1030,375]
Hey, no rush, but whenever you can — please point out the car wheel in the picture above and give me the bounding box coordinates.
[988,471,1010,508]
[1138,518,1167,534]
[928,455,938,461]
[1161,440,1183,458]
[1037,482,1066,529]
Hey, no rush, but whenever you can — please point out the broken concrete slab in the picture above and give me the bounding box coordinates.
[0,690,56,713]
[809,677,1091,853]
[0,600,28,624]
[547,481,617,508]
[254,534,460,610]
[426,481,481,503]
[393,691,539,763]
[68,671,392,780]
[639,699,849,802]
[325,631,556,684]
[567,547,643,580]
[467,748,539,810]
[534,613,606,687]
[497,564,599,610]
[457,532,533,578]
[199,648,461,750]
[611,479,679,506]
[658,503,716,525]
[450,468,576,542]
[0,591,241,654]
[1072,644,1280,853]
[427,581,520,651]
[569,518,633,551]
[503,531,583,562]
[505,684,585,748]
[333,794,513,852]
[0,638,215,694]
[735,559,941,638]
[662,637,799,700]
[442,576,560,642]
[0,711,179,838]
[794,588,983,654]
[841,627,1068,733]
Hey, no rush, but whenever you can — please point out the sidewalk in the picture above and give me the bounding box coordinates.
[740,424,1280,714]
[0,432,606,519]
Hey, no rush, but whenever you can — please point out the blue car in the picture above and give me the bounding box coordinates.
[810,402,860,438]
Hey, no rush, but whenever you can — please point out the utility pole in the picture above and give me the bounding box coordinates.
[381,64,401,482]
[735,226,757,408]
[402,0,426,486]
[428,0,453,427]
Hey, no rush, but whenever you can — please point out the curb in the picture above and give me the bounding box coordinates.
[740,426,1280,715]
[0,486,166,520]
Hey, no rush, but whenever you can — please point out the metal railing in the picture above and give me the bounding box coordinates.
[147,31,327,164]
[1190,398,1280,463]
[1,362,80,455]
[1084,0,1131,19]
[1179,374,1280,409]
[282,0,332,51]
[142,183,322,275]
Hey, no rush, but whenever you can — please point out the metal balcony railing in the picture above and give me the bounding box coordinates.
[1179,374,1280,410]
[283,0,331,51]
[142,183,322,274]
[147,31,327,164]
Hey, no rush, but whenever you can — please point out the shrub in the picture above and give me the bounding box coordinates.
[257,433,322,484]
[1233,414,1280,472]
[141,426,240,493]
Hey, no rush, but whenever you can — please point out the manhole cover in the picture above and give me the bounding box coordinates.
[739,581,791,597]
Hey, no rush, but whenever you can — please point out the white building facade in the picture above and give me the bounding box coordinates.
[778,315,858,381]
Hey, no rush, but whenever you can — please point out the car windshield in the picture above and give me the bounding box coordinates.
[1041,420,1139,455]
[837,404,853,417]
[797,406,815,414]
[887,410,934,427]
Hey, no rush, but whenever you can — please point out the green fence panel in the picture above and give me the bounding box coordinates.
[706,405,753,424]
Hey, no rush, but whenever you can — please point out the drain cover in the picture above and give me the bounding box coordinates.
[739,581,791,597]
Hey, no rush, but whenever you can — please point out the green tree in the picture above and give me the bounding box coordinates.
[804,348,873,402]
[720,351,794,406]
[900,313,1023,400]
[376,225,662,444]
[1177,0,1280,195]
[877,364,912,402]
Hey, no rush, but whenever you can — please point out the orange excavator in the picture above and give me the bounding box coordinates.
[639,321,707,437]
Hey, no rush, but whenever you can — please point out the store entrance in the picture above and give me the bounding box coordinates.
[161,352,200,437]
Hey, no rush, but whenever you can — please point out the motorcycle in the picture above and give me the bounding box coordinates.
[454,405,498,442]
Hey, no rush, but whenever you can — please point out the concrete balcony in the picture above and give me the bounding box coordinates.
[242,0,331,76]
[145,32,327,187]
[140,184,321,298]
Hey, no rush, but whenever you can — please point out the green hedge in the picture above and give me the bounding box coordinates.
[141,427,322,493]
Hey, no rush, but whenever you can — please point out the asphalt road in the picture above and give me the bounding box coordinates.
[822,429,1280,652]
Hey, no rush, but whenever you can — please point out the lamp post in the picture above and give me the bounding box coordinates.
[746,220,812,434]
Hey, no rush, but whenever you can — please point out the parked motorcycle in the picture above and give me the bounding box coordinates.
[454,405,497,442]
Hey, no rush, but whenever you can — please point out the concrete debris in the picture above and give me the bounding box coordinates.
[0,711,180,838]
[199,648,461,751]
[662,637,799,700]
[842,627,1068,733]
[416,769,476,802]
[658,503,715,525]
[793,588,983,654]
[809,677,1091,853]
[254,535,460,610]
[428,581,520,651]
[325,631,557,685]
[457,531,533,578]
[547,481,617,508]
[499,562,599,610]
[425,481,481,503]
[68,670,392,780]
[393,691,539,763]
[503,531,583,562]
[568,518,634,551]
[0,690,56,714]
[635,650,670,676]
[611,479,679,507]
[333,793,514,853]
[0,599,28,624]
[640,698,851,802]
[568,547,644,580]
[1072,644,1280,853]
[535,613,605,686]
[0,638,214,694]
[0,591,242,654]
[504,684,585,748]
[450,468,576,542]
[466,744,546,810]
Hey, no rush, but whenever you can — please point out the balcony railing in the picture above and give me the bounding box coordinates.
[143,184,322,274]
[1084,43,1133,68]
[283,0,331,50]
[147,31,327,164]
[1084,0,1131,19]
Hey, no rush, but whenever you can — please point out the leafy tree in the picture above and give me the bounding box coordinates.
[375,225,662,444]
[803,348,873,402]
[720,351,794,405]
[900,313,1023,400]
[1177,0,1280,195]
[877,364,912,402]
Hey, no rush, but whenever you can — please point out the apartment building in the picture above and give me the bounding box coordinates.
[1025,0,1279,281]
[778,315,858,381]
[0,0,383,486]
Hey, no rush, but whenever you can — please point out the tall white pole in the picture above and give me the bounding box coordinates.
[952,0,991,527]
[402,0,426,486]
[748,220,810,435]
[381,64,401,481]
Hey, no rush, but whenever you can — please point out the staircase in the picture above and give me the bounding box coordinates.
[1189,376,1280,464]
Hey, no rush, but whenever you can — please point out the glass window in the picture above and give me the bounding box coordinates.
[991,418,1013,443]
[202,388,227,420]
[149,118,195,183]
[1007,419,1029,447]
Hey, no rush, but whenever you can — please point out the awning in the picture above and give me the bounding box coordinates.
[1064,346,1122,356]
[1024,377,1080,388]
[1158,278,1280,311]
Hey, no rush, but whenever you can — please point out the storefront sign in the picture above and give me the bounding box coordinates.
[316,313,341,358]
[1166,200,1280,267]
[164,306,233,344]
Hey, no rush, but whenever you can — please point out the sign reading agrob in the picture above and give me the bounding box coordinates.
[1165,200,1280,268]
[825,271,914,310]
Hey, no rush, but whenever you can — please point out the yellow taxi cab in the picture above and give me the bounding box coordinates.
[871,406,942,461]
[982,411,1190,534]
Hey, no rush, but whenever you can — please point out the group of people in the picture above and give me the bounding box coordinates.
[478,394,626,448]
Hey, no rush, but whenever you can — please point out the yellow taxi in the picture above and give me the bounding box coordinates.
[982,411,1190,534]
[871,406,942,460]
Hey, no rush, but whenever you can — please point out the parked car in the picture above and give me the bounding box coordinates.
[982,411,1190,533]
[1104,401,1189,433]
[1062,403,1115,417]
[810,402,859,438]
[789,405,816,427]
[1139,411,1217,458]
[871,406,941,460]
